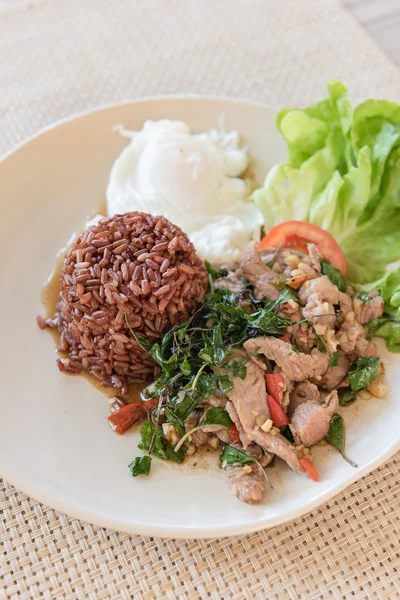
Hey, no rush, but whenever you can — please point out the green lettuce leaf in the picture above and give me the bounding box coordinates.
[252,80,400,286]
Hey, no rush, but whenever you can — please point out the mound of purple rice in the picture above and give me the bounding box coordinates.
[54,212,208,390]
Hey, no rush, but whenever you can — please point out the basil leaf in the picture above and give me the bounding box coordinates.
[366,314,397,333]
[223,359,247,380]
[325,413,357,467]
[132,331,154,353]
[349,356,380,391]
[328,351,339,367]
[219,445,273,489]
[246,310,293,335]
[199,324,226,365]
[217,375,234,394]
[138,421,166,460]
[165,444,185,463]
[339,389,357,406]
[128,455,152,477]
[174,408,233,452]
[321,260,346,292]
[180,357,192,376]
[174,391,199,421]
[200,407,233,429]
[220,445,256,466]
[164,407,185,437]
[205,260,228,280]
[266,286,298,310]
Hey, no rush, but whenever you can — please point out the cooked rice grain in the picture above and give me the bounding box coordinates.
[49,212,208,388]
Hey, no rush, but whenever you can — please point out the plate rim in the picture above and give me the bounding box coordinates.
[0,93,277,162]
[2,95,399,539]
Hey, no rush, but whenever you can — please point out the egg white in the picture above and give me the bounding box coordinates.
[106,120,263,264]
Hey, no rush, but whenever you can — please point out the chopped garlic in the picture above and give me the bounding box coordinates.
[367,380,388,399]
[208,436,220,450]
[287,299,298,310]
[261,418,273,433]
[243,464,253,474]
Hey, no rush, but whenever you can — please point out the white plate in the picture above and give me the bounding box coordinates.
[1,97,399,539]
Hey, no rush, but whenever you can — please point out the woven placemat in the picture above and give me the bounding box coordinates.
[1,1,400,598]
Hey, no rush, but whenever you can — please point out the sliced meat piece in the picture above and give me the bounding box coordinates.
[244,337,329,382]
[287,323,317,353]
[288,381,320,418]
[298,275,339,328]
[307,243,321,272]
[226,360,270,432]
[226,401,252,449]
[250,429,303,474]
[214,270,245,295]
[244,443,274,467]
[315,351,351,390]
[191,429,209,447]
[225,463,265,504]
[337,320,364,353]
[226,360,303,473]
[205,394,227,408]
[354,292,384,325]
[338,292,353,321]
[353,336,378,358]
[213,428,231,444]
[290,390,338,447]
[238,241,280,300]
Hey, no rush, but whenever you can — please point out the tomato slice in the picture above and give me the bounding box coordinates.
[259,221,347,275]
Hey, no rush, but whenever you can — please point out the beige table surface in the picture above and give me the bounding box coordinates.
[1,1,400,599]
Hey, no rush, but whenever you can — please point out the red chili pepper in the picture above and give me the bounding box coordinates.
[267,394,290,427]
[229,424,241,445]
[283,302,292,311]
[279,334,291,343]
[107,396,165,434]
[265,373,285,405]
[299,457,319,482]
[108,402,146,434]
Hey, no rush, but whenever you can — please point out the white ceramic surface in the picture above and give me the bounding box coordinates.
[0,97,399,539]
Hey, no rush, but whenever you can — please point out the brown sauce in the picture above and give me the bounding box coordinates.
[40,202,147,403]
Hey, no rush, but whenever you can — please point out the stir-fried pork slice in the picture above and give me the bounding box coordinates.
[245,443,274,467]
[338,292,353,320]
[287,323,317,352]
[250,429,303,473]
[354,336,378,358]
[225,401,252,449]
[354,291,384,325]
[315,351,351,390]
[225,463,265,504]
[226,360,303,473]
[212,428,231,444]
[191,429,209,447]
[337,320,364,353]
[307,243,321,272]
[205,394,227,408]
[238,242,280,300]
[290,390,338,447]
[226,360,270,431]
[244,337,329,382]
[288,381,320,418]
[214,270,245,295]
[298,275,339,328]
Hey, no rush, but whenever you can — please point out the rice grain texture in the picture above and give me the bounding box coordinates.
[53,212,208,390]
